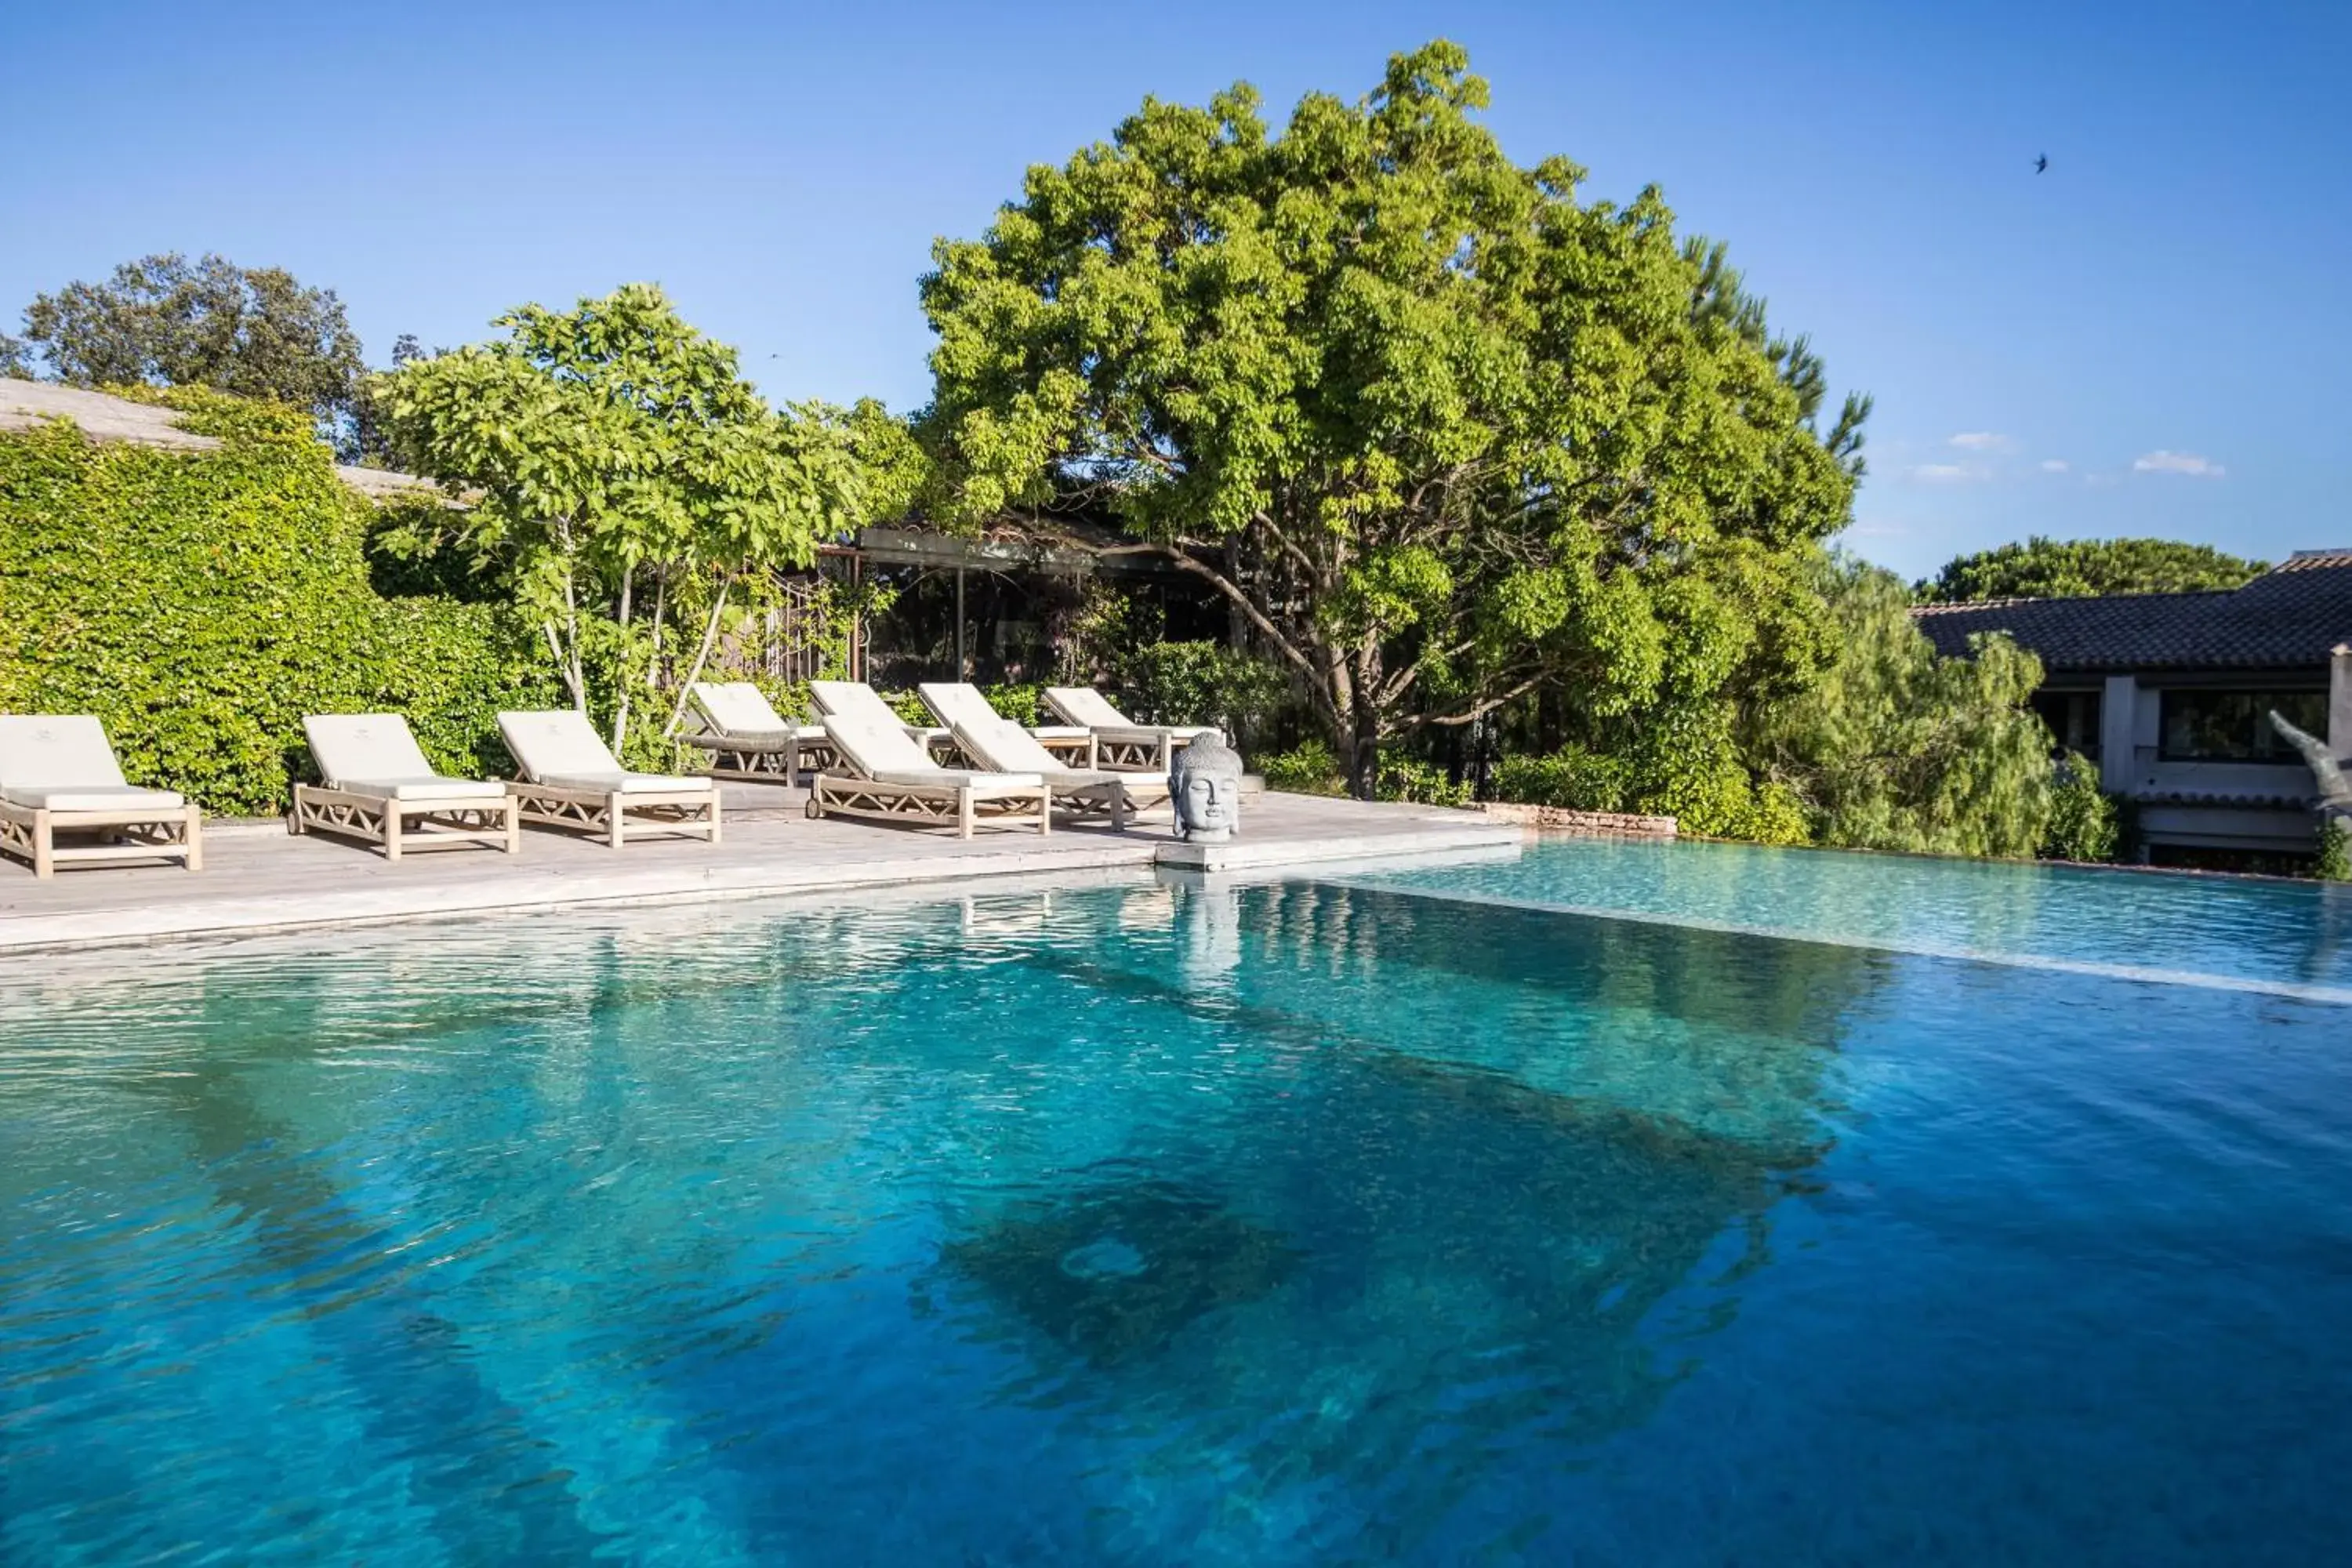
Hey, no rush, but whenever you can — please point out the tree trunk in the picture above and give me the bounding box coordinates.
[611,565,637,756]
[664,573,739,739]
[1347,730,1380,800]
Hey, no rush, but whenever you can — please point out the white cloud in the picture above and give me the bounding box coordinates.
[1909,462,1991,483]
[2133,449,2226,478]
[2038,459,2070,473]
[1947,431,2013,452]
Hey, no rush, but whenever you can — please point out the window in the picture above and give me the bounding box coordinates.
[2158,689,2328,761]
[2030,689,2102,758]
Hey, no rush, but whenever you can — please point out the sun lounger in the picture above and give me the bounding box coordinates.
[809,710,1051,837]
[808,681,953,757]
[0,714,202,879]
[497,710,720,848]
[942,710,1171,831]
[292,713,519,859]
[917,682,1099,768]
[1040,686,1222,771]
[683,681,833,785]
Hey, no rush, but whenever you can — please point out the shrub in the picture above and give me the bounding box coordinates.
[0,387,553,815]
[1492,746,1631,812]
[981,682,1043,727]
[1374,757,1470,808]
[1260,740,1346,796]
[2319,817,2350,882]
[2040,752,2121,862]
[1110,640,1290,750]
[1745,557,2054,858]
[1730,780,1813,847]
[880,688,931,725]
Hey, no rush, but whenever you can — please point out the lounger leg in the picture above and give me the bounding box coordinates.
[503,798,521,854]
[708,790,724,847]
[33,810,54,880]
[608,793,626,849]
[1036,786,1051,837]
[1112,785,1129,833]
[958,788,975,839]
[384,805,404,864]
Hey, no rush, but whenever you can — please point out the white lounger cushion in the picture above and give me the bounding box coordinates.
[1040,686,1216,738]
[808,681,949,742]
[949,717,1116,786]
[824,713,1040,789]
[498,710,713,795]
[919,681,1091,742]
[5,783,187,812]
[338,777,504,803]
[304,713,503,802]
[688,681,799,739]
[539,770,707,793]
[0,714,135,799]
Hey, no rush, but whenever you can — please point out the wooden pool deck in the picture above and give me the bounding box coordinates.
[0,785,1522,954]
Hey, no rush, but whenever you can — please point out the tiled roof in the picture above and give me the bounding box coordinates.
[1912,550,2352,671]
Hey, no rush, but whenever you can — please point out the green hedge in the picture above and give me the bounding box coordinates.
[0,388,554,816]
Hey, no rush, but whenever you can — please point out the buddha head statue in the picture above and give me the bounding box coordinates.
[1169,731,1243,843]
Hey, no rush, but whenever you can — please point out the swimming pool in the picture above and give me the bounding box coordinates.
[4,847,2349,1563]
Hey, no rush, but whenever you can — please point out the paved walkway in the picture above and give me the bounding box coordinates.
[0,786,1521,953]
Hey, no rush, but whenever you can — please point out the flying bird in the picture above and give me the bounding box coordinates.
[2034,154,2049,174]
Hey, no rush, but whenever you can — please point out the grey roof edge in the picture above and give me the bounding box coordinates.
[1,376,435,501]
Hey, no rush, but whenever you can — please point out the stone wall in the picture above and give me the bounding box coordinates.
[1475,802,1679,838]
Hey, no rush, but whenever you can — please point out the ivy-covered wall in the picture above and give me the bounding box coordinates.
[0,389,554,817]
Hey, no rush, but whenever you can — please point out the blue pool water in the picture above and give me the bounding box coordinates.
[4,848,2350,1564]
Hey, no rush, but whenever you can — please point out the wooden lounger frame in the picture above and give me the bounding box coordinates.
[0,798,204,880]
[1052,774,1177,829]
[289,784,519,861]
[808,773,1051,838]
[1087,728,1183,772]
[508,782,722,848]
[684,731,809,786]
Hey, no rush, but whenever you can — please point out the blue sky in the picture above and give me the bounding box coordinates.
[5,0,2345,579]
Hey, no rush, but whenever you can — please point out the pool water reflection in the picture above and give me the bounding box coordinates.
[3,855,2348,1563]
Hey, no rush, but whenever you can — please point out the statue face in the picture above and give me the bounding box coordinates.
[1181,771,1234,832]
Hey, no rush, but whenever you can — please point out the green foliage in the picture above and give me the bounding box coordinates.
[920,41,1861,794]
[1737,781,1814,848]
[2318,817,2350,882]
[843,399,932,524]
[1918,536,2266,603]
[371,285,871,759]
[1374,757,1471,807]
[2040,752,2121,862]
[1490,703,1809,843]
[9,252,368,456]
[980,682,1044,727]
[1109,640,1291,750]
[1493,746,1630,812]
[0,387,552,816]
[1748,556,2055,857]
[1260,740,1347,796]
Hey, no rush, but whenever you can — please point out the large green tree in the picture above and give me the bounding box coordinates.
[1746,556,2055,857]
[371,285,869,757]
[5,253,368,456]
[918,42,1864,793]
[1917,535,2265,602]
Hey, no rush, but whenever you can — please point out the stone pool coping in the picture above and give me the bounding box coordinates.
[0,786,1522,955]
